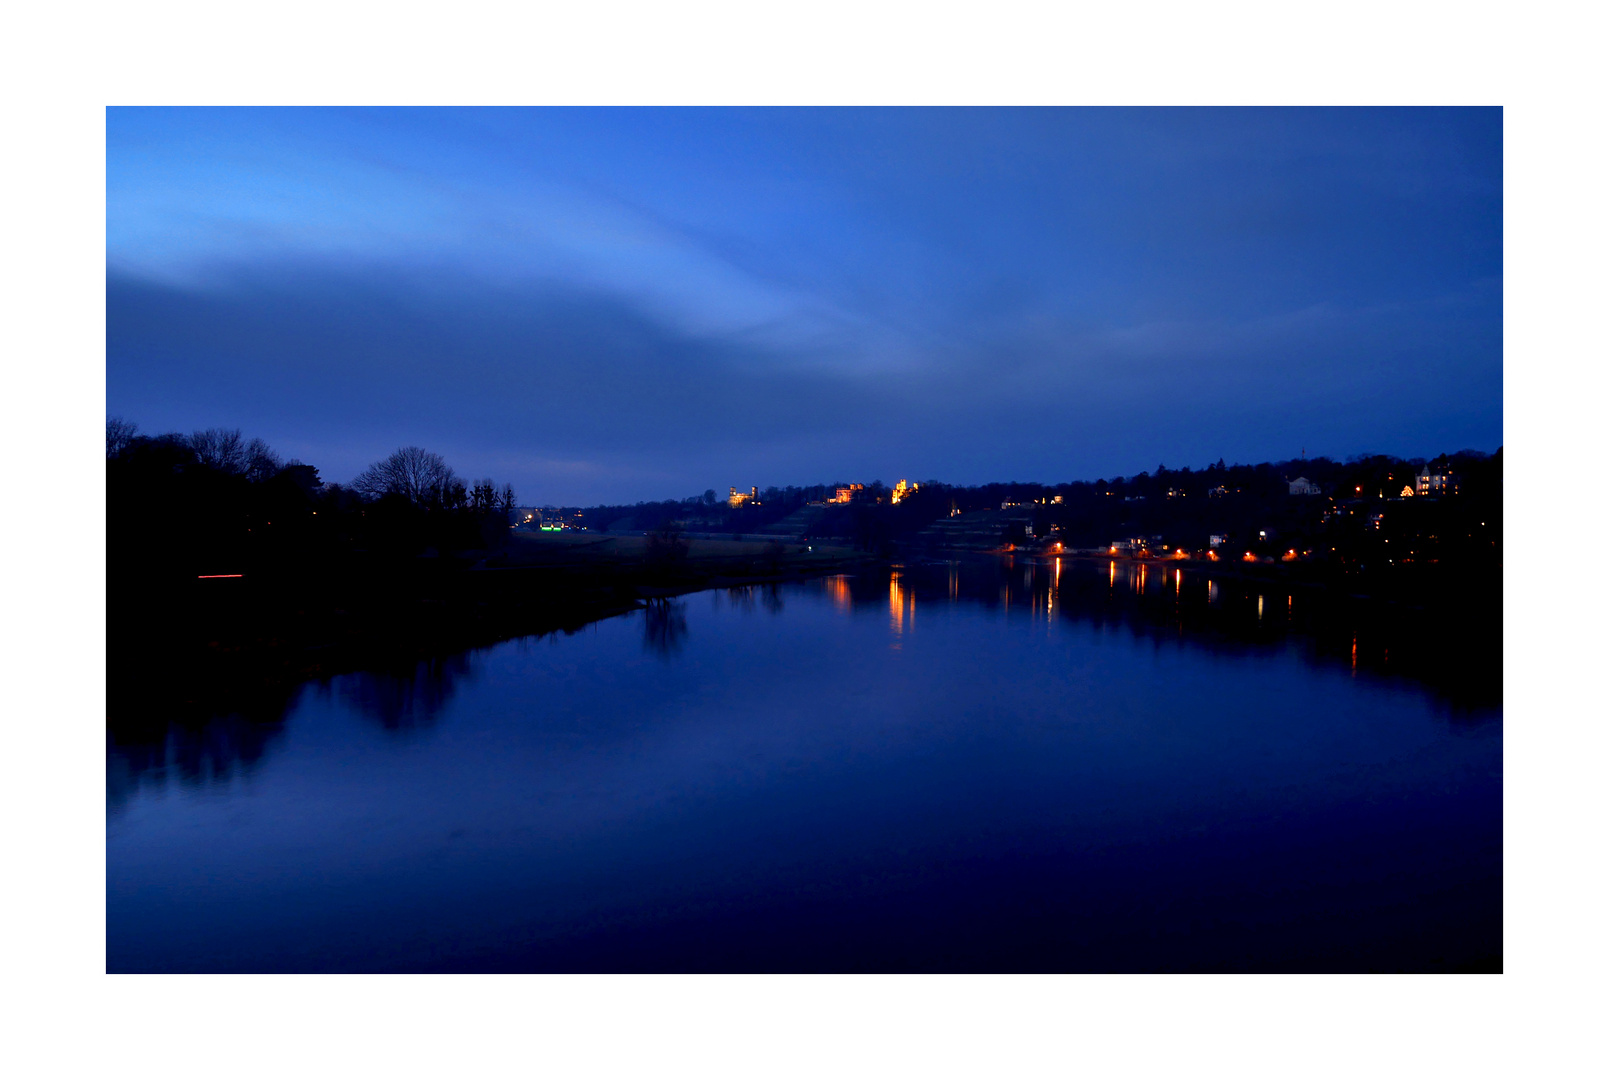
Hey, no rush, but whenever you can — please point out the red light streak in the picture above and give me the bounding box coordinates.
[197,574,244,579]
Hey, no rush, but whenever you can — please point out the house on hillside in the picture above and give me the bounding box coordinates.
[1415,464,1457,496]
[1288,476,1321,495]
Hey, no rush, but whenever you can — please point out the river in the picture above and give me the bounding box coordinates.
[107,555,1501,971]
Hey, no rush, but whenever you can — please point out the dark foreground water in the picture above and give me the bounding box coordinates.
[108,557,1501,972]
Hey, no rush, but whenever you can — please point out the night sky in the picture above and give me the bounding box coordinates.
[106,107,1501,504]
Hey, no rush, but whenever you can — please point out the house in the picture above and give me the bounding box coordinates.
[1209,534,1229,548]
[1415,464,1457,496]
[728,486,759,508]
[1109,536,1160,555]
[1288,476,1321,496]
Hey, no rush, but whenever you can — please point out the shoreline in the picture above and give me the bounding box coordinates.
[107,547,886,725]
[108,541,1497,725]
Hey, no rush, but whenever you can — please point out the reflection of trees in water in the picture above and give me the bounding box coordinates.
[643,598,689,658]
[827,557,1501,715]
[106,689,299,813]
[330,653,475,732]
[718,584,785,615]
[107,652,481,811]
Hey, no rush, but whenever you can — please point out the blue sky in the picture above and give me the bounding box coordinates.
[106,107,1501,503]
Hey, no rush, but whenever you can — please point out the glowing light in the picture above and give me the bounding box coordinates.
[1243,552,1257,562]
[826,575,851,614]
[889,574,912,635]
[197,574,243,579]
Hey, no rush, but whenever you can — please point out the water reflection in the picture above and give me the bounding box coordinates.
[810,556,1499,715]
[330,654,475,732]
[107,693,295,813]
[107,654,481,811]
[109,554,1502,972]
[643,597,690,658]
[109,555,1500,808]
[889,572,913,640]
[827,575,852,614]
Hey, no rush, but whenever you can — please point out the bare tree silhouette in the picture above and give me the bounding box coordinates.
[189,428,249,474]
[353,446,459,507]
[107,416,138,458]
[245,438,283,482]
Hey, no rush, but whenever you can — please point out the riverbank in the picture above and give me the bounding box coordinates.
[107,535,885,726]
[109,535,1497,727]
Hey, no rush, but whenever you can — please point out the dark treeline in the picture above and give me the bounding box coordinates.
[108,420,532,722]
[109,420,1500,722]
[108,420,518,584]
[576,450,1502,561]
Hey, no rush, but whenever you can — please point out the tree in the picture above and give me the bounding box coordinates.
[499,484,517,524]
[245,438,283,483]
[107,417,138,458]
[190,428,248,474]
[352,446,458,507]
[646,518,689,566]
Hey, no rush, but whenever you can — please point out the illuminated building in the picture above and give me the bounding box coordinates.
[891,479,919,504]
[728,486,759,508]
[1288,476,1321,496]
[1415,463,1458,496]
[829,484,863,504]
[1109,536,1155,556]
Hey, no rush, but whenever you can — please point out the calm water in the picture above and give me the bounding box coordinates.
[107,557,1501,972]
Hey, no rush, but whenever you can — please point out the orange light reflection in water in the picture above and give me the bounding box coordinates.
[826,575,851,615]
[889,574,912,638]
